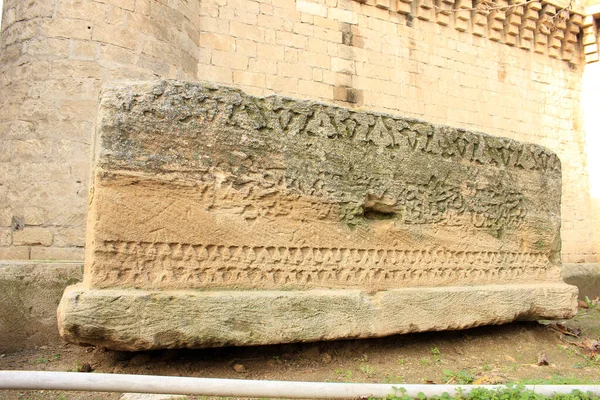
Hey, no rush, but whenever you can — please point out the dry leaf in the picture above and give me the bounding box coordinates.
[579,338,600,355]
[473,375,507,385]
[546,323,581,337]
[504,355,517,363]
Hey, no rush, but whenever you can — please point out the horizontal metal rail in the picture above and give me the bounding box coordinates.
[1,371,599,398]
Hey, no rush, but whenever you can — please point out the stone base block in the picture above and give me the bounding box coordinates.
[562,263,600,300]
[58,283,577,351]
[0,261,83,352]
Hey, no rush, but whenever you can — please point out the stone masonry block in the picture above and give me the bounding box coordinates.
[376,0,392,9]
[328,7,358,24]
[30,247,85,261]
[396,0,412,14]
[416,0,435,21]
[0,247,30,260]
[0,262,83,351]
[585,52,599,63]
[92,23,139,49]
[453,0,471,31]
[13,227,53,247]
[0,229,12,247]
[296,0,328,17]
[585,43,599,55]
[57,81,577,351]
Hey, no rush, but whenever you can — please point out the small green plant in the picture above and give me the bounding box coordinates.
[382,374,392,384]
[572,347,600,369]
[69,360,91,372]
[582,295,600,310]
[397,358,406,365]
[517,375,599,385]
[33,354,61,365]
[70,361,82,372]
[372,384,600,400]
[430,347,443,363]
[419,357,430,366]
[382,374,405,384]
[442,369,475,384]
[575,357,599,369]
[360,363,376,378]
[387,386,413,400]
[335,368,353,382]
[501,362,520,372]
[481,364,492,372]
[562,345,578,357]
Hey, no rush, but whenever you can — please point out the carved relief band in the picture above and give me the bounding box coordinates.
[57,81,577,350]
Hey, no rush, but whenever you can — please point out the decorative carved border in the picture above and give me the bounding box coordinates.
[89,240,555,289]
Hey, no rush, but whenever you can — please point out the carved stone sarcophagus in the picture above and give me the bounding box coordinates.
[57,81,577,350]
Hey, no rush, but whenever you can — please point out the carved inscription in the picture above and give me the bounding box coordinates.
[355,176,526,228]
[112,86,561,174]
[91,82,563,293]
[222,101,561,173]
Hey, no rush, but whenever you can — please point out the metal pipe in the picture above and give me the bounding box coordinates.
[1,371,599,398]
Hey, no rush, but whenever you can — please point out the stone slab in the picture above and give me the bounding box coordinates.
[562,263,600,299]
[59,283,576,351]
[58,80,577,350]
[0,262,83,352]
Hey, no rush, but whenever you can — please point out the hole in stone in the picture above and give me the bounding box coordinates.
[363,194,398,221]
[363,206,396,220]
[11,216,24,231]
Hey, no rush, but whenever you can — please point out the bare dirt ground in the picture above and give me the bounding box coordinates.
[1,306,599,400]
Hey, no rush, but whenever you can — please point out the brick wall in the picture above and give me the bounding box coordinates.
[0,0,598,263]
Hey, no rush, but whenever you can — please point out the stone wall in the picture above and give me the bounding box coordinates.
[194,0,597,264]
[0,0,598,264]
[0,261,82,352]
[0,0,200,261]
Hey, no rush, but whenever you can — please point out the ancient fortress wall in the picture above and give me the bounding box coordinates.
[0,0,200,261]
[0,0,598,265]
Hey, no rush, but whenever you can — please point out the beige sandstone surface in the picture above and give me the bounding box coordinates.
[57,80,577,351]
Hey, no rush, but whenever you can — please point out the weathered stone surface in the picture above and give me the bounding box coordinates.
[0,261,83,352]
[60,283,576,351]
[58,80,577,350]
[562,263,600,299]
